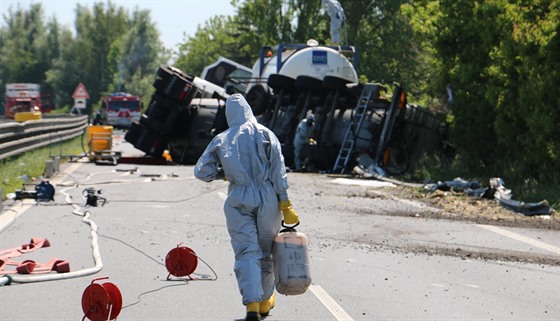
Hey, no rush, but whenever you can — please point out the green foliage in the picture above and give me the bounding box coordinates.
[1,1,168,111]
[0,4,52,85]
[175,0,329,74]
[0,135,85,200]
[175,15,239,76]
[404,0,559,206]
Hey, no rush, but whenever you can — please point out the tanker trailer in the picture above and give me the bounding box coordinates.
[242,40,359,169]
[243,40,409,172]
[124,46,416,173]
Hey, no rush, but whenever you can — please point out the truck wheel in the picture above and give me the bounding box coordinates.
[295,76,323,93]
[157,65,194,82]
[245,85,270,116]
[154,65,196,105]
[267,74,295,91]
[322,76,352,92]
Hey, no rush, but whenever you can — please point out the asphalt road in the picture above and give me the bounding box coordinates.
[0,136,559,321]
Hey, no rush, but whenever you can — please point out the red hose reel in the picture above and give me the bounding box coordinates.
[165,242,198,280]
[81,277,122,321]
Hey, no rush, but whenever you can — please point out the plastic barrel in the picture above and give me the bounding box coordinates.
[272,227,312,295]
[87,125,113,154]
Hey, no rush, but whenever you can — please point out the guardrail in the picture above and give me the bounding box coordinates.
[0,115,88,161]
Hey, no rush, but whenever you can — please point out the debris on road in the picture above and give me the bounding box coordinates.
[425,177,553,216]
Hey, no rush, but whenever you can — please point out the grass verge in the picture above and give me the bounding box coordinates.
[1,133,86,200]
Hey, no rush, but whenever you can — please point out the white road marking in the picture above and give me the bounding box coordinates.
[331,178,396,188]
[0,204,33,231]
[309,284,354,321]
[49,162,83,186]
[477,224,560,255]
[367,189,439,212]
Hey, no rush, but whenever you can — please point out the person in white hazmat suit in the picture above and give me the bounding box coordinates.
[293,114,315,171]
[322,0,345,44]
[194,93,301,321]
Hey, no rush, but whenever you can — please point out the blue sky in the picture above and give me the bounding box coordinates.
[1,0,237,50]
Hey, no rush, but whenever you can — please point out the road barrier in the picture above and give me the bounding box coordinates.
[0,115,88,161]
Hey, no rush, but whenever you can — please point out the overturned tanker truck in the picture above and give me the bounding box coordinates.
[125,40,446,175]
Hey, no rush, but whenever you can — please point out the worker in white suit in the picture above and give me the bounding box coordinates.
[194,94,300,321]
[322,0,345,44]
[293,114,315,171]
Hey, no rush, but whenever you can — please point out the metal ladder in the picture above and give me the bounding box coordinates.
[332,84,378,173]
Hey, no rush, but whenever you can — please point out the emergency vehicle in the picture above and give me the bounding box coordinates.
[4,83,42,119]
[100,92,142,128]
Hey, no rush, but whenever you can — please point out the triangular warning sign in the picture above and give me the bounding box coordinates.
[72,83,90,99]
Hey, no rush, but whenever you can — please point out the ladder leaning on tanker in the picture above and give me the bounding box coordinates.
[332,83,380,173]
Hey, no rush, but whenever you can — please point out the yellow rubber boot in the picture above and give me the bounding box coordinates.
[259,294,275,316]
[245,302,260,321]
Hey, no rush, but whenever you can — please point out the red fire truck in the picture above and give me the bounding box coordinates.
[4,83,42,119]
[100,92,143,128]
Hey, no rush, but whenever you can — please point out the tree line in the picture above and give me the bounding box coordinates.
[1,0,558,198]
[0,2,168,107]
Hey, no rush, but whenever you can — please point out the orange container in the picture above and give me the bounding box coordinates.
[87,125,113,153]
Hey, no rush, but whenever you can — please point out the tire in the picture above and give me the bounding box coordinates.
[124,122,144,147]
[157,65,194,82]
[154,66,196,105]
[322,76,352,91]
[267,74,295,91]
[346,82,363,99]
[295,76,323,93]
[245,85,271,116]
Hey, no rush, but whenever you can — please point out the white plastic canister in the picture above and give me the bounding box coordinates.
[273,224,312,295]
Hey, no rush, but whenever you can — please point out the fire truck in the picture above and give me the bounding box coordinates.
[100,92,143,128]
[4,83,42,119]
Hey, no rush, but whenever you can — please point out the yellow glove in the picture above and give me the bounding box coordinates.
[308,138,316,145]
[279,200,300,225]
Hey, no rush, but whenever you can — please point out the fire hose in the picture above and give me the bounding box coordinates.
[0,186,103,286]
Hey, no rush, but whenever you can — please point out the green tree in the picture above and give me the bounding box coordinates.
[403,0,559,187]
[106,8,169,104]
[487,1,560,178]
[44,28,81,108]
[175,15,238,76]
[0,4,51,85]
[72,1,129,103]
[348,1,418,87]
[175,0,328,75]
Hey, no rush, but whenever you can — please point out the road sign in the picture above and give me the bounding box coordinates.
[72,83,90,99]
[74,99,86,109]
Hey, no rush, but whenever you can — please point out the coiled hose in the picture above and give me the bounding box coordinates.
[0,187,103,285]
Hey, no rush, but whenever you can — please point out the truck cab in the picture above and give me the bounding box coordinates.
[101,92,143,128]
[4,83,42,119]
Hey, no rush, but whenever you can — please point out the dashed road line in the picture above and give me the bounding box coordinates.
[309,284,354,321]
[0,204,33,231]
[477,224,560,255]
